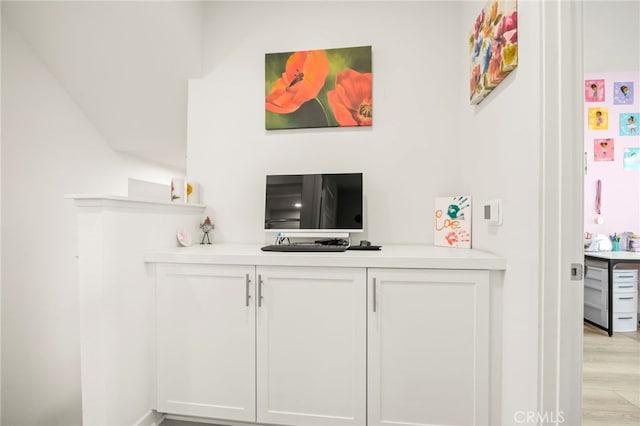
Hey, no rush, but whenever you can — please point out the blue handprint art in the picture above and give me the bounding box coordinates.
[446,196,470,220]
[434,195,472,249]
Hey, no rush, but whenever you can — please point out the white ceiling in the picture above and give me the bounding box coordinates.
[2,1,204,170]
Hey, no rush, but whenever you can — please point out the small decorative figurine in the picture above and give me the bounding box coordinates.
[200,216,214,245]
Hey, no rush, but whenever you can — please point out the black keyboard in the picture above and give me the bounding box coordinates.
[261,244,348,252]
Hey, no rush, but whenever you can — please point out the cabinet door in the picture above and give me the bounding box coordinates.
[256,266,366,426]
[156,264,255,421]
[368,268,490,426]
[584,267,608,328]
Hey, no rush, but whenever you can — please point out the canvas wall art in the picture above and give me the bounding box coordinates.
[265,45,372,130]
[588,107,608,130]
[594,138,614,161]
[623,148,640,171]
[469,0,518,105]
[585,79,605,102]
[613,82,634,105]
[619,112,639,136]
[434,196,471,249]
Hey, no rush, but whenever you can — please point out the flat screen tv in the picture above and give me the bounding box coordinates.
[264,173,363,234]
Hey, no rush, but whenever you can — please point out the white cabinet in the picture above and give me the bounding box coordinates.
[367,268,490,426]
[153,258,495,426]
[584,263,608,327]
[156,264,256,421]
[156,264,366,426]
[612,269,638,332]
[584,261,639,333]
[256,266,367,426]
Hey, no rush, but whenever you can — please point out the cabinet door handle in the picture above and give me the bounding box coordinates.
[245,274,251,307]
[372,278,377,313]
[617,275,634,279]
[618,296,634,300]
[258,274,263,307]
[618,285,634,288]
[618,316,633,320]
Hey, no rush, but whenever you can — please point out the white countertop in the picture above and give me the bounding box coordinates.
[145,244,506,270]
[584,251,640,261]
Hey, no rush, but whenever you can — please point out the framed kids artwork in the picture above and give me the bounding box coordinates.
[613,82,634,105]
[585,79,605,102]
[623,147,640,171]
[434,196,472,248]
[588,107,608,130]
[594,138,614,161]
[619,113,639,136]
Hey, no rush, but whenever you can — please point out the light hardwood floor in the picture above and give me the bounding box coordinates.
[583,322,640,426]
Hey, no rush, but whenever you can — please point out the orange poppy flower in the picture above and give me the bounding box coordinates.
[265,50,330,114]
[327,69,372,127]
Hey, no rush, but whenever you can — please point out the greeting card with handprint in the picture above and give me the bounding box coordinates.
[434,196,472,249]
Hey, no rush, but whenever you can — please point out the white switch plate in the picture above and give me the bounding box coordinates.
[484,199,502,226]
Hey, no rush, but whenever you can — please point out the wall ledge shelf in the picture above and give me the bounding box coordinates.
[65,194,206,212]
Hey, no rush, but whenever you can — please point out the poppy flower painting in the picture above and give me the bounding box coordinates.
[265,46,372,130]
[469,0,518,105]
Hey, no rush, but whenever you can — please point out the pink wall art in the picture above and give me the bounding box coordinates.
[469,0,518,105]
[585,79,605,102]
[594,138,614,161]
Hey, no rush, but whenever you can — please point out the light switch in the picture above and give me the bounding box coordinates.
[484,199,502,226]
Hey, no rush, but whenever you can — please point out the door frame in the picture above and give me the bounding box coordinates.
[539,1,584,425]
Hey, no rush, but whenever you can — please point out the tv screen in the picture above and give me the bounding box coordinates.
[264,173,363,232]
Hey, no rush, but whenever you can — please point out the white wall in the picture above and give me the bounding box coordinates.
[584,1,640,73]
[2,0,204,170]
[188,1,464,244]
[187,1,545,424]
[457,1,542,423]
[1,19,180,426]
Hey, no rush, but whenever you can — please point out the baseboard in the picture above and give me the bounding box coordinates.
[134,410,166,426]
[165,414,262,426]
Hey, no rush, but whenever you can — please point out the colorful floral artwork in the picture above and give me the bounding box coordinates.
[619,112,639,136]
[265,46,372,130]
[434,196,471,249]
[585,79,605,102]
[594,138,614,161]
[613,82,634,105]
[469,0,518,105]
[588,107,608,130]
[623,148,640,171]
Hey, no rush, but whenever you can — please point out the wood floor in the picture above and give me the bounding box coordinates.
[583,322,640,426]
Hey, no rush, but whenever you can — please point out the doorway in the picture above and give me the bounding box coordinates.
[581,2,640,425]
